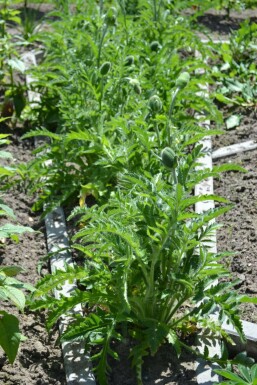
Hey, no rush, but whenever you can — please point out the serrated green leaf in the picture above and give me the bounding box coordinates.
[213,164,247,173]
[167,330,181,357]
[66,130,94,142]
[21,129,61,141]
[144,320,169,355]
[183,130,225,147]
[239,296,257,304]
[180,194,228,210]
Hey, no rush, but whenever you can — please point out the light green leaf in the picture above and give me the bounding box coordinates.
[215,93,237,105]
[0,224,34,238]
[251,365,257,382]
[220,62,230,71]
[213,164,247,173]
[0,203,16,219]
[0,266,22,277]
[215,369,248,385]
[66,130,94,142]
[180,194,228,210]
[0,150,13,159]
[225,115,240,130]
[238,364,251,382]
[0,134,10,140]
[1,286,26,310]
[0,167,14,177]
[7,58,26,74]
[239,296,257,304]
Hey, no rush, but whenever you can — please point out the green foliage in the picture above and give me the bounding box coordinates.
[0,0,28,121]
[0,311,25,364]
[19,0,221,211]
[215,353,257,385]
[211,21,257,122]
[30,138,251,384]
[16,0,257,383]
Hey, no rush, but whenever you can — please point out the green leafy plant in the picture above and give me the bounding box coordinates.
[29,80,256,384]
[215,354,257,385]
[0,0,27,121]
[30,142,255,384]
[216,364,257,385]
[212,21,257,118]
[14,1,257,383]
[19,0,221,213]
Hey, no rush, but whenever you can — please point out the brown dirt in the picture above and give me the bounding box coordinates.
[213,108,257,149]
[106,342,197,385]
[213,142,257,324]
[0,131,66,384]
[197,8,257,36]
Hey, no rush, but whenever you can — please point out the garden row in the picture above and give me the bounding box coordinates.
[1,1,257,384]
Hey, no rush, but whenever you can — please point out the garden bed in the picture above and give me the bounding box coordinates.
[213,147,257,323]
[0,131,199,385]
[0,130,66,385]
[1,2,257,385]
[2,107,257,385]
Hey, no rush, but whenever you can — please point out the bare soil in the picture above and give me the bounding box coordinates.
[213,138,257,324]
[0,131,66,384]
[106,342,197,385]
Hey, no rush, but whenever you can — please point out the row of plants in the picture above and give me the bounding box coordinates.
[1,0,257,384]
[0,0,40,366]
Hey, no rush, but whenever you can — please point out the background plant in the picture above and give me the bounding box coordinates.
[215,353,257,385]
[0,0,27,121]
[210,21,257,128]
[20,0,222,213]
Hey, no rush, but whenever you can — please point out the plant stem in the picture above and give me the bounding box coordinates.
[172,168,178,184]
[99,0,103,16]
[99,77,104,111]
[97,24,108,69]
[166,87,179,146]
[153,0,157,22]
[118,0,129,45]
[154,122,161,148]
[168,300,195,326]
